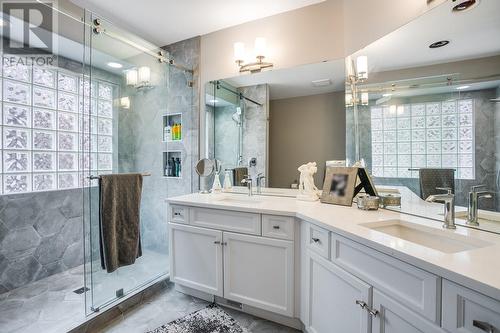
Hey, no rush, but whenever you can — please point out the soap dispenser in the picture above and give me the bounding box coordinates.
[223,169,233,191]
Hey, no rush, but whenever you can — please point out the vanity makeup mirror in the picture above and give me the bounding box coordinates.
[205,59,346,196]
[346,0,500,233]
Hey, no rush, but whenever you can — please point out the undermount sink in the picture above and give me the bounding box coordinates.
[361,220,492,253]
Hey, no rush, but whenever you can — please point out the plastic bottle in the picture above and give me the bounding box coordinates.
[171,157,177,177]
[175,157,181,177]
[223,169,233,191]
[164,124,172,142]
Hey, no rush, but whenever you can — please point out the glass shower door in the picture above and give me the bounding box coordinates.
[83,13,170,313]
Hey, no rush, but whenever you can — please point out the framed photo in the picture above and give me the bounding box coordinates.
[320,167,358,206]
[354,167,378,197]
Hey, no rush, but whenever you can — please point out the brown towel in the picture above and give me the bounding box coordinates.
[419,168,455,200]
[99,173,143,273]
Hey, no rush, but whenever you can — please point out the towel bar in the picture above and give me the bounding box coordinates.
[88,172,151,180]
[407,168,456,172]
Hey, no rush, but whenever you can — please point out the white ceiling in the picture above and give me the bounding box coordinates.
[224,60,345,100]
[352,0,500,73]
[69,0,324,46]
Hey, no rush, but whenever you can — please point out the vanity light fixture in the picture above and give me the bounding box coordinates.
[234,37,273,73]
[361,92,369,106]
[125,66,153,90]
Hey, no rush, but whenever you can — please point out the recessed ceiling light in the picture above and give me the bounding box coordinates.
[452,0,478,12]
[456,85,470,90]
[429,40,450,49]
[107,62,123,69]
[382,93,392,97]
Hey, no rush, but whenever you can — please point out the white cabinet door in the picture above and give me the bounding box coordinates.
[223,232,294,316]
[169,223,223,297]
[372,290,445,333]
[305,250,371,333]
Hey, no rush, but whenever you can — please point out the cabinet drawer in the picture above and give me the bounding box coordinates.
[442,280,500,333]
[330,233,440,323]
[262,215,295,240]
[169,205,188,224]
[190,207,261,235]
[306,223,330,259]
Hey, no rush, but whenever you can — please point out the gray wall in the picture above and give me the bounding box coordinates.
[269,91,346,188]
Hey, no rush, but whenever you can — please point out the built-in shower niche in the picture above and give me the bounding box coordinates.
[163,151,182,178]
[162,113,182,142]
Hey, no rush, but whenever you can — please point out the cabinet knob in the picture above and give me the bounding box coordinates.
[214,241,221,245]
[174,212,181,216]
[273,225,280,230]
[312,237,321,243]
[473,320,496,333]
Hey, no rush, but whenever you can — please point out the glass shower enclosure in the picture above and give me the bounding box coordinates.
[82,14,170,313]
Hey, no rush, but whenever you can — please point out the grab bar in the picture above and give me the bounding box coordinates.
[88,172,151,180]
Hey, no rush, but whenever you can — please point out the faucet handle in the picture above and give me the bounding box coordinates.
[471,184,487,192]
[436,187,453,195]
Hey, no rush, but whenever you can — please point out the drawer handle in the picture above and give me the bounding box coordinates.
[311,237,321,243]
[221,242,228,246]
[214,241,221,245]
[473,320,496,333]
[368,308,379,317]
[273,225,280,230]
[355,300,367,309]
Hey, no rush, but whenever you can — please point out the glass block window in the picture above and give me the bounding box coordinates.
[0,59,115,194]
[370,99,474,180]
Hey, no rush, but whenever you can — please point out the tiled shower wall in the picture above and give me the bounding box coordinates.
[0,189,83,293]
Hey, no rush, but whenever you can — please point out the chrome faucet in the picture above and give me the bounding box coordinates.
[467,185,494,226]
[425,187,456,229]
[241,175,253,196]
[256,173,266,194]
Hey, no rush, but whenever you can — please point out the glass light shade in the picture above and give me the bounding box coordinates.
[254,37,267,58]
[234,42,245,62]
[356,55,368,80]
[361,92,369,105]
[345,56,355,78]
[389,105,397,115]
[120,96,130,109]
[126,69,138,86]
[138,66,151,84]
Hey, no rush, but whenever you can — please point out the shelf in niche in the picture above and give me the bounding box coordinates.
[163,150,182,178]
[162,113,182,143]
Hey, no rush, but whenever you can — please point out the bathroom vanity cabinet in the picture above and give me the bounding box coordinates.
[167,200,500,333]
[169,205,295,317]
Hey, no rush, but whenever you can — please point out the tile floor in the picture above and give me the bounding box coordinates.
[94,283,302,333]
[0,250,300,333]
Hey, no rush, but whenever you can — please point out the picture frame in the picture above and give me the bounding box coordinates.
[354,167,378,197]
[320,166,358,206]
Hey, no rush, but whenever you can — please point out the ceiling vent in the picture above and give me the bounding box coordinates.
[311,79,332,87]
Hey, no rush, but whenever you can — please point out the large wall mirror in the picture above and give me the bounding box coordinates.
[205,59,346,195]
[346,0,500,233]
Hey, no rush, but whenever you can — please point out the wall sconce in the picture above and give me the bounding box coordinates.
[345,91,369,107]
[120,96,130,109]
[346,55,368,84]
[125,66,152,89]
[234,37,273,73]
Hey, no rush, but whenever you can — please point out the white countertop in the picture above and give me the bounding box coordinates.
[167,192,500,301]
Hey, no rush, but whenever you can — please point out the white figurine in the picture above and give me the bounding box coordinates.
[297,162,319,201]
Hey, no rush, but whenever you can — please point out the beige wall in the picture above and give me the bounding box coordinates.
[269,91,345,188]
